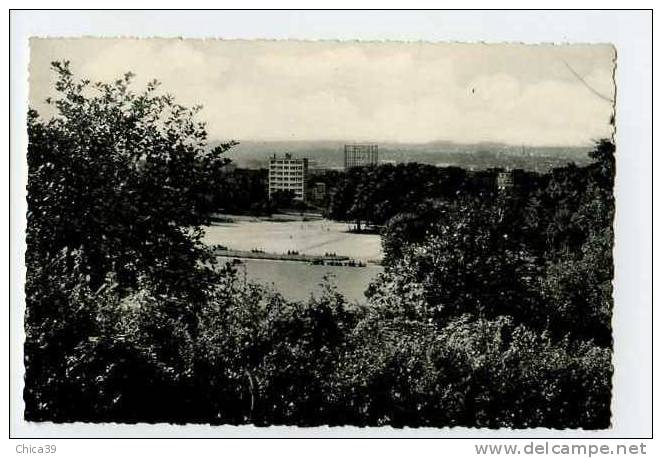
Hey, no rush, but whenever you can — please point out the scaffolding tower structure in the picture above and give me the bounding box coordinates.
[344,144,379,169]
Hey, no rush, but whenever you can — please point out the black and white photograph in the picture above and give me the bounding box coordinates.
[8,9,653,445]
[22,37,618,429]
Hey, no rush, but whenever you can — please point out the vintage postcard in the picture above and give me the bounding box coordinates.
[23,37,617,430]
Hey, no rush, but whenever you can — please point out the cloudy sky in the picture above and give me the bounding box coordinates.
[30,39,615,146]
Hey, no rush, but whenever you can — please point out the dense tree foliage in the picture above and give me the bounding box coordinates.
[25,62,232,420]
[375,141,614,345]
[210,168,313,215]
[327,164,475,229]
[25,64,614,428]
[211,168,272,215]
[332,312,610,428]
[26,61,235,291]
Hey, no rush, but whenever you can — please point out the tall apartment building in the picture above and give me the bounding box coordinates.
[344,144,379,169]
[268,154,309,201]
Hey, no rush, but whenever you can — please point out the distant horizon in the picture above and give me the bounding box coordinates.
[211,138,600,151]
[212,138,599,148]
[218,138,595,172]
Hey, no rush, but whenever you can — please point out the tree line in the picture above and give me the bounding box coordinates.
[327,162,548,230]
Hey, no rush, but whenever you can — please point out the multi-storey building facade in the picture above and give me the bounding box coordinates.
[268,154,309,201]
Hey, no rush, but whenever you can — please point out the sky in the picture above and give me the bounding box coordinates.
[29,39,616,146]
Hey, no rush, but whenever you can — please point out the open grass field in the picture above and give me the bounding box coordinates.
[202,216,384,301]
[202,217,383,263]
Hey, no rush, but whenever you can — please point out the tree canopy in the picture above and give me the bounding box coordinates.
[27,61,236,292]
